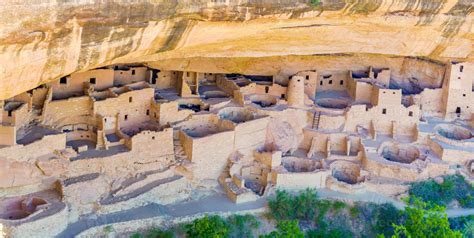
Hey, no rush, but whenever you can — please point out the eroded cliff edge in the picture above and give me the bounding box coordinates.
[0,0,472,99]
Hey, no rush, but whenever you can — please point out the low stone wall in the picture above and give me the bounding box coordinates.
[272,170,329,190]
[363,154,421,182]
[434,133,474,148]
[0,133,66,162]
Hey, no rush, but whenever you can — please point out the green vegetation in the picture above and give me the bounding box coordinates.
[310,0,321,6]
[266,189,402,237]
[389,197,462,238]
[409,174,474,208]
[131,214,260,238]
[260,220,304,238]
[450,215,474,237]
[130,188,473,238]
[268,188,320,221]
[185,215,229,238]
[227,214,261,238]
[103,225,114,234]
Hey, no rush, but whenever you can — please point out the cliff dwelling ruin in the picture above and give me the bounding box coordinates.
[0,59,473,236]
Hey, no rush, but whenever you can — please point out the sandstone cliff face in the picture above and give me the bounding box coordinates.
[0,0,472,99]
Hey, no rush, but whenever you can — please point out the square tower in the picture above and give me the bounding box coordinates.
[442,62,474,120]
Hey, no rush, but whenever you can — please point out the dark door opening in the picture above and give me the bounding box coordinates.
[151,69,159,84]
[456,107,461,114]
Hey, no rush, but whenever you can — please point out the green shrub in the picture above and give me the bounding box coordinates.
[349,205,360,218]
[409,175,474,208]
[185,215,230,238]
[260,220,304,238]
[310,0,321,6]
[332,200,346,212]
[104,225,114,234]
[268,189,319,221]
[227,214,260,238]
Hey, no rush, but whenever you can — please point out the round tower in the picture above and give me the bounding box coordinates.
[287,75,305,107]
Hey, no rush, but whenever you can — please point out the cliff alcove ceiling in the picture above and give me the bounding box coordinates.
[0,0,473,99]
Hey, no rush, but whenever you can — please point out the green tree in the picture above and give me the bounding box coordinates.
[185,215,230,238]
[389,197,462,238]
[260,220,304,238]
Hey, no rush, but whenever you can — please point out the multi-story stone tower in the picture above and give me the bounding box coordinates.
[287,75,305,107]
[442,62,474,120]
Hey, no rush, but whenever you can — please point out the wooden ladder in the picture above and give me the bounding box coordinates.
[312,112,321,129]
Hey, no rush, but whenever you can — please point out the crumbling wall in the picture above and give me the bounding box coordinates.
[216,77,240,96]
[43,96,93,127]
[13,92,32,111]
[31,87,49,108]
[234,117,269,155]
[412,88,443,117]
[6,104,29,128]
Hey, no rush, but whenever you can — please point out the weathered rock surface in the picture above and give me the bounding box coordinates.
[0,0,472,99]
